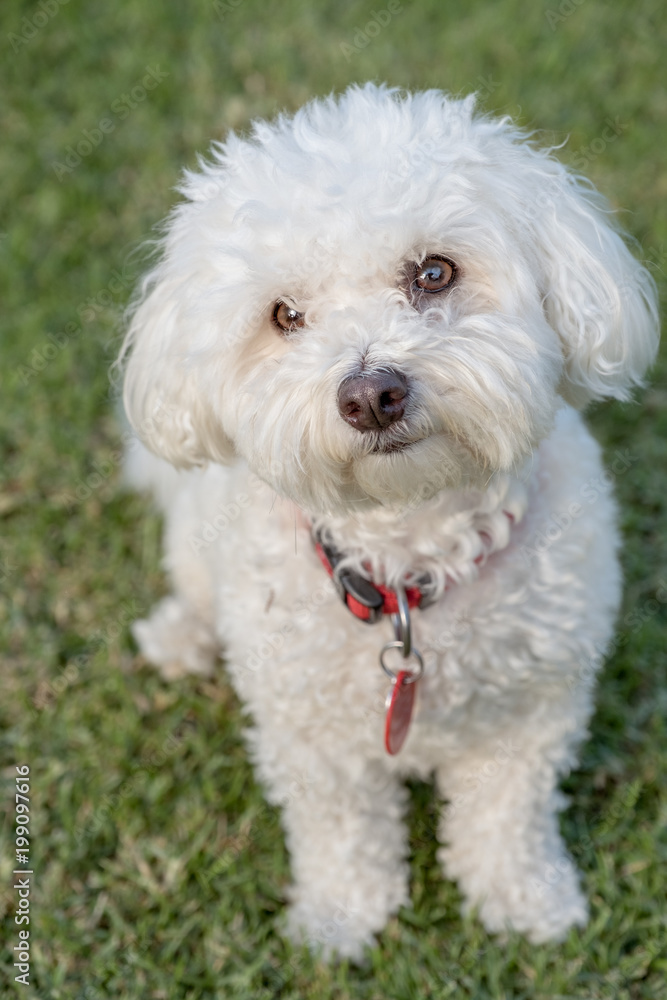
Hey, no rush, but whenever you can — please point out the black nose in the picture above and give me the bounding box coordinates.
[337,369,408,432]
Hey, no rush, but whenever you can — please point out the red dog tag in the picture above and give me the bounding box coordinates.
[384,670,417,755]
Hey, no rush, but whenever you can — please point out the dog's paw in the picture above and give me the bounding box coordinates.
[460,854,588,943]
[285,901,375,963]
[521,857,589,943]
[132,596,218,680]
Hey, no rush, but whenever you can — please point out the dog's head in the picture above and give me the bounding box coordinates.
[120,84,659,514]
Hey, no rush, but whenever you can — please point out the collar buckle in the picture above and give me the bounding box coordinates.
[315,531,385,623]
[337,568,384,624]
[314,529,432,624]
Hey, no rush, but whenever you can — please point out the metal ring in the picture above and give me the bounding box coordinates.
[391,585,411,657]
[379,641,424,683]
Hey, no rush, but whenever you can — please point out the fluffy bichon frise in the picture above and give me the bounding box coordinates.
[119,84,659,959]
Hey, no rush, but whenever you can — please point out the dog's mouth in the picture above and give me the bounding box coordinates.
[369,435,423,455]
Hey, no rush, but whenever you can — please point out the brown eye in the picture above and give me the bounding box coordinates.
[272,301,305,333]
[414,255,456,293]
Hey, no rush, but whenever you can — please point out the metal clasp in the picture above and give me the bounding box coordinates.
[379,585,424,683]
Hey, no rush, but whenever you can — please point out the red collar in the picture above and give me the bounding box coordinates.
[313,510,515,625]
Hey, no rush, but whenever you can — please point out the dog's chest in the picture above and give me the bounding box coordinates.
[211,474,535,732]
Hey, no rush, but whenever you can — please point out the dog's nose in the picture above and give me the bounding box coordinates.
[337,370,408,431]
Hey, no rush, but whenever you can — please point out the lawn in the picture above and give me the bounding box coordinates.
[1,0,666,997]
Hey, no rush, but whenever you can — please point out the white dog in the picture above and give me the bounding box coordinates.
[119,84,659,959]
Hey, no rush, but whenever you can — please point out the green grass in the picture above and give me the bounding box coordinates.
[1,0,666,996]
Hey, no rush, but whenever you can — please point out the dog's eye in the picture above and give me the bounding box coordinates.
[272,301,305,334]
[414,256,457,293]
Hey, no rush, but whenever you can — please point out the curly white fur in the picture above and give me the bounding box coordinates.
[119,85,659,959]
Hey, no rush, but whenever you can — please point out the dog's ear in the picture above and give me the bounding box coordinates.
[120,269,235,467]
[524,159,659,408]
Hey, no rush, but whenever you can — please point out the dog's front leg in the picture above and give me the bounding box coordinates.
[253,736,410,960]
[435,700,590,943]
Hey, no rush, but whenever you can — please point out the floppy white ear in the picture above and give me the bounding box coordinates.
[525,161,659,408]
[120,268,235,467]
